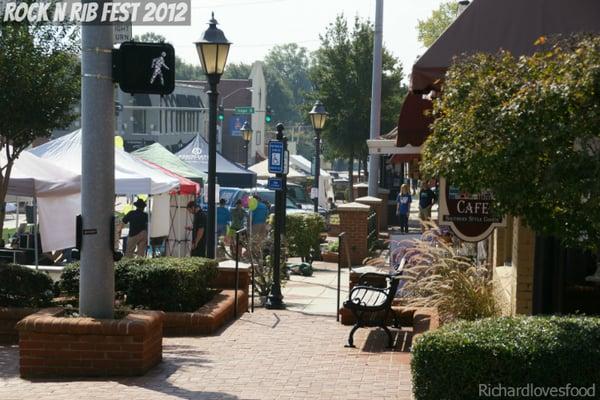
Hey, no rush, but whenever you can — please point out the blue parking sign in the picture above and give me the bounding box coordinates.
[268,141,284,174]
[268,178,283,191]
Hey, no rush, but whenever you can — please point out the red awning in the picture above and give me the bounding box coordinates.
[390,154,421,164]
[140,159,199,196]
[396,93,434,148]
[410,0,600,93]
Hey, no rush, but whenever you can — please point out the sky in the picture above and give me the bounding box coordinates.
[135,0,447,78]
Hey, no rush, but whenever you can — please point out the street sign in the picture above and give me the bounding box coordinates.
[268,178,283,191]
[115,41,176,95]
[268,141,284,174]
[113,15,132,44]
[234,107,255,114]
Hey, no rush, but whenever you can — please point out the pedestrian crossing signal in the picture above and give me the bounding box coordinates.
[114,41,176,95]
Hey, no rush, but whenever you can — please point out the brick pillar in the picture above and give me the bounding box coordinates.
[377,188,389,231]
[512,217,535,315]
[353,183,368,200]
[355,196,383,234]
[337,202,371,267]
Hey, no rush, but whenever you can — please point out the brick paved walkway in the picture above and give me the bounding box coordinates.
[0,310,413,400]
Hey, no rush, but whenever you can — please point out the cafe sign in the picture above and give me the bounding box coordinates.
[438,178,505,242]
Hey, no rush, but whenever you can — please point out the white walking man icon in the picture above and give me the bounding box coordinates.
[150,52,170,85]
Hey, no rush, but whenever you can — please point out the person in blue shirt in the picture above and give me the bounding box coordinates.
[419,181,437,223]
[216,199,231,237]
[396,184,412,233]
[251,196,269,237]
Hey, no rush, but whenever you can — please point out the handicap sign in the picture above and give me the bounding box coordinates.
[268,141,284,174]
[268,177,283,191]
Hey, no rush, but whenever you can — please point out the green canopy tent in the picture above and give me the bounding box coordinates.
[133,143,206,257]
[133,143,207,184]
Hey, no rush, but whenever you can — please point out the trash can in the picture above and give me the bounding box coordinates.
[25,205,34,223]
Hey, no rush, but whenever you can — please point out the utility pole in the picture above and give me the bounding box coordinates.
[79,4,115,319]
[368,0,384,197]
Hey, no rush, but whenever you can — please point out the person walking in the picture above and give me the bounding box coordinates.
[123,198,148,258]
[251,196,269,237]
[229,199,247,256]
[216,198,231,237]
[396,184,412,233]
[418,181,437,228]
[186,201,206,257]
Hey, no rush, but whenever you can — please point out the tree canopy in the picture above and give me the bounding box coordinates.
[421,35,600,250]
[416,1,458,48]
[310,15,406,162]
[0,22,80,230]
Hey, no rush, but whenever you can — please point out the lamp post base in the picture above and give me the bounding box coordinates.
[265,295,285,310]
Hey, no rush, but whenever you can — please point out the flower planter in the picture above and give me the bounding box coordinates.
[17,308,164,378]
[163,289,248,336]
[0,307,38,345]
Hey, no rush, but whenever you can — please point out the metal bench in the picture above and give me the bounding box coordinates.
[343,272,402,348]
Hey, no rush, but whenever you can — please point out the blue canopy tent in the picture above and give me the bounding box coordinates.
[176,135,256,188]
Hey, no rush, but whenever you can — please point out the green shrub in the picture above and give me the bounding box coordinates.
[59,257,218,312]
[411,316,600,400]
[286,213,325,263]
[327,241,339,252]
[0,264,54,307]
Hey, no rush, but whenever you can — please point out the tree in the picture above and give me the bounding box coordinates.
[310,15,406,199]
[264,44,313,124]
[133,32,203,80]
[0,23,80,235]
[416,1,458,48]
[421,35,600,250]
[222,62,252,79]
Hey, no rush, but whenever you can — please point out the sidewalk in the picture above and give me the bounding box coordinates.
[282,260,348,316]
[0,252,414,400]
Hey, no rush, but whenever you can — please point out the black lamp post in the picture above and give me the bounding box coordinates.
[240,121,253,169]
[309,100,328,213]
[194,13,231,259]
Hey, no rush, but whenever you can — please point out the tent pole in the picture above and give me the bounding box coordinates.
[33,196,39,270]
[15,196,19,238]
[147,195,152,257]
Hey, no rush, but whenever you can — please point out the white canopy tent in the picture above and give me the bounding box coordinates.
[29,130,179,195]
[248,159,307,180]
[30,130,180,242]
[289,155,335,208]
[3,148,81,255]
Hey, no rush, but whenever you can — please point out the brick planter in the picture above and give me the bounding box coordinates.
[0,307,38,345]
[164,289,248,336]
[321,251,339,264]
[16,308,164,378]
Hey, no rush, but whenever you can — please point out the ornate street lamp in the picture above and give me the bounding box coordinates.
[194,13,231,259]
[309,100,328,213]
[240,121,253,169]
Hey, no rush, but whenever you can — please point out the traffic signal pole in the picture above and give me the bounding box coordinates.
[79,10,115,319]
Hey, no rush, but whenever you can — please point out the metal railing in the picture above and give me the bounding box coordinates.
[234,227,247,319]
[336,232,351,322]
[367,209,377,250]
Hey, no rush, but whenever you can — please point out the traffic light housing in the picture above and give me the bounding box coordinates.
[265,106,272,123]
[218,105,225,121]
